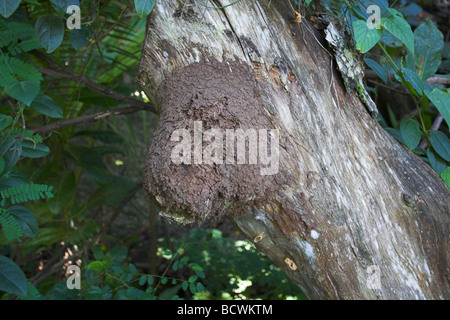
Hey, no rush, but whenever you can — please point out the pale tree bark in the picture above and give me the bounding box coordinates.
[137,0,449,300]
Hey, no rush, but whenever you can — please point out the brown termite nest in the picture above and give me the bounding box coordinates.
[144,57,287,224]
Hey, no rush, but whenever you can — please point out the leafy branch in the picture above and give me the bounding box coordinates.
[30,50,157,114]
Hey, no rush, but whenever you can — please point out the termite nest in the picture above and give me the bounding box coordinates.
[144,57,287,224]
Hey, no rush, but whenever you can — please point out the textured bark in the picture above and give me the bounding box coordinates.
[137,0,449,299]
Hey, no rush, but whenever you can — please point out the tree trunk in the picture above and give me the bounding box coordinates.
[137,0,449,300]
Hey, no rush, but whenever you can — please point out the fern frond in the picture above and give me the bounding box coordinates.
[0,22,35,48]
[0,56,42,88]
[1,128,43,144]
[7,38,41,55]
[0,208,23,241]
[0,184,54,204]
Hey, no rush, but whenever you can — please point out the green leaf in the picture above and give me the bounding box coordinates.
[429,131,450,162]
[147,275,154,285]
[189,282,196,294]
[0,0,21,18]
[402,67,424,95]
[21,141,50,158]
[386,8,403,18]
[47,171,76,214]
[19,280,41,300]
[65,146,111,183]
[424,89,450,130]
[0,115,13,132]
[381,15,414,53]
[139,275,147,286]
[87,261,104,271]
[2,139,21,173]
[21,227,63,248]
[427,147,447,175]
[352,19,381,53]
[134,0,156,19]
[0,56,42,89]
[441,167,450,188]
[196,282,205,292]
[128,263,137,274]
[399,3,422,16]
[50,0,80,13]
[30,94,63,118]
[70,28,89,50]
[188,275,198,283]
[106,246,128,265]
[23,0,41,5]
[5,80,40,106]
[0,256,27,296]
[0,172,28,192]
[110,266,123,274]
[89,176,136,206]
[414,20,444,81]
[8,206,38,238]
[161,277,168,285]
[400,118,421,150]
[93,247,104,260]
[182,281,188,291]
[387,105,399,129]
[195,269,206,279]
[35,15,64,53]
[364,58,387,83]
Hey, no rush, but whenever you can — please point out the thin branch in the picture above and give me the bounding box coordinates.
[419,114,444,149]
[366,78,410,95]
[30,50,157,114]
[365,69,450,85]
[32,105,149,134]
[425,76,450,85]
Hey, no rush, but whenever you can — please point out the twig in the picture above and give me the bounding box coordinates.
[30,50,157,113]
[365,69,450,85]
[31,105,150,134]
[366,79,410,95]
[31,243,71,286]
[418,114,444,149]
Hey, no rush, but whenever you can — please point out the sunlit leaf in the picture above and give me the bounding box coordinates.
[353,19,381,53]
[381,15,414,53]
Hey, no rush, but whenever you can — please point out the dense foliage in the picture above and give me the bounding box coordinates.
[0,0,448,300]
[321,0,450,184]
[0,0,304,300]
